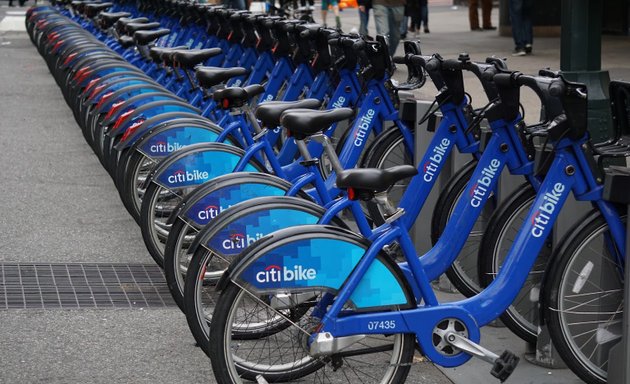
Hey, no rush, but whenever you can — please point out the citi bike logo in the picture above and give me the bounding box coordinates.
[531,182,565,238]
[255,264,317,283]
[423,138,451,182]
[167,169,209,184]
[263,94,274,102]
[353,109,376,147]
[222,232,264,251]
[469,159,501,207]
[331,96,346,109]
[150,141,187,154]
[197,205,224,221]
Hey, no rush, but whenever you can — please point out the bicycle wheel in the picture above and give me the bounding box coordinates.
[361,125,415,224]
[139,144,263,267]
[183,197,345,355]
[544,211,625,384]
[164,174,304,312]
[477,184,543,343]
[209,281,416,384]
[429,160,494,298]
[119,149,158,223]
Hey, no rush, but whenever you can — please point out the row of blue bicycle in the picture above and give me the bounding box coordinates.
[25,0,628,382]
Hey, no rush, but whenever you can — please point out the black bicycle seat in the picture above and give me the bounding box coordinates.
[255,99,322,128]
[116,17,148,31]
[336,165,418,196]
[213,84,265,108]
[173,48,222,69]
[117,35,135,49]
[149,45,188,63]
[280,108,354,139]
[133,28,170,45]
[99,11,131,28]
[195,66,248,88]
[125,21,161,35]
[84,2,113,17]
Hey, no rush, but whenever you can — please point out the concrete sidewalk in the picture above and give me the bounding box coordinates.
[1,2,628,383]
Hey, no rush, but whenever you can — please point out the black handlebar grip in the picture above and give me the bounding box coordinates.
[423,57,438,71]
[352,39,366,50]
[393,56,406,64]
[549,81,565,97]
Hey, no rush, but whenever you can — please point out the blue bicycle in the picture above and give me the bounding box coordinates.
[206,72,626,383]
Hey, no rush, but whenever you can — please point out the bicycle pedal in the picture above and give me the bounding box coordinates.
[490,350,519,382]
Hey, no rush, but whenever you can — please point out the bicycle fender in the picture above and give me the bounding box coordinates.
[143,143,263,190]
[166,172,307,226]
[218,225,416,310]
[129,120,225,159]
[188,197,341,259]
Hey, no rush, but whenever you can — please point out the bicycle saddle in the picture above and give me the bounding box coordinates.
[99,11,131,28]
[116,17,149,31]
[126,22,161,35]
[255,99,323,128]
[133,28,170,45]
[195,66,248,89]
[280,108,354,140]
[117,35,135,48]
[173,48,222,69]
[213,84,265,108]
[149,45,188,63]
[336,165,418,196]
[84,2,113,18]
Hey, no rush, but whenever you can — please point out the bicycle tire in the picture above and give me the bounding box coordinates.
[183,196,346,355]
[209,281,415,384]
[543,210,626,384]
[164,174,307,312]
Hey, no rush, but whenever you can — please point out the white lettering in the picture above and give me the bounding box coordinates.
[353,109,377,147]
[256,265,317,283]
[469,158,501,207]
[423,137,451,182]
[166,169,210,184]
[531,182,565,237]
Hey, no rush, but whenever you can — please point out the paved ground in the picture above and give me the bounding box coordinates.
[1,1,628,383]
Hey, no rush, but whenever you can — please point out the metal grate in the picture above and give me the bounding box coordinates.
[0,263,176,309]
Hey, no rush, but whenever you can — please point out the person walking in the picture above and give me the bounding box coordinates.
[321,0,342,29]
[509,0,533,56]
[357,0,372,36]
[373,0,405,56]
[468,0,495,31]
[406,0,429,36]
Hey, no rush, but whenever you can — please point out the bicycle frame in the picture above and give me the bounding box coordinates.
[309,134,625,368]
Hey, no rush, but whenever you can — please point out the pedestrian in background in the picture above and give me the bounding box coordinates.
[509,0,533,56]
[357,0,372,36]
[405,0,429,37]
[223,0,246,10]
[468,0,495,31]
[373,0,405,56]
[321,0,342,29]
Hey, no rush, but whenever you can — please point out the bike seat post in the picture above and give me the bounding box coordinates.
[373,192,398,218]
[242,104,263,136]
[183,68,198,91]
[295,139,313,161]
[310,133,343,175]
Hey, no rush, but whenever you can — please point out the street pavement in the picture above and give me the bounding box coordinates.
[1,1,628,383]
